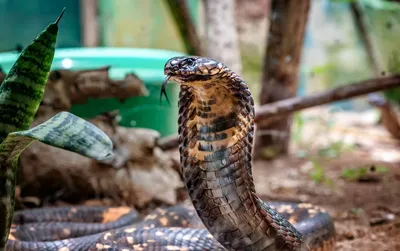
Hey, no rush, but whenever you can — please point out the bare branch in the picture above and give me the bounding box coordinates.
[158,74,400,150]
[255,74,400,123]
[157,134,180,151]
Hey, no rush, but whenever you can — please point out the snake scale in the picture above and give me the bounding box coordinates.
[6,56,336,251]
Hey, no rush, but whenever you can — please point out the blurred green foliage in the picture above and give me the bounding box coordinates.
[342,165,389,180]
[317,141,355,158]
[310,159,334,187]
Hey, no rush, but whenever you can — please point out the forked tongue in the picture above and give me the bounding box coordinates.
[160,75,171,106]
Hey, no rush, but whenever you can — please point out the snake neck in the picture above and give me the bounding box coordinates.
[178,73,304,251]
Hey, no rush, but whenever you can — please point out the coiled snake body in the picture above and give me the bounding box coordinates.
[6,56,335,251]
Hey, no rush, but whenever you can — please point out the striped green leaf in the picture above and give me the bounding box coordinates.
[0,9,65,143]
[0,10,65,248]
[0,112,113,248]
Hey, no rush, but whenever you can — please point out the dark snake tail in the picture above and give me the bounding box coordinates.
[10,206,139,242]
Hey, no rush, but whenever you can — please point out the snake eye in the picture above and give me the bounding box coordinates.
[186,58,195,66]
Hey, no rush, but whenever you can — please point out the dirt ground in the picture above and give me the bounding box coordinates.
[171,106,399,250]
[18,107,400,251]
[253,154,400,251]
[251,107,400,251]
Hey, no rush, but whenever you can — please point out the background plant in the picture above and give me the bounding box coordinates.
[0,9,113,250]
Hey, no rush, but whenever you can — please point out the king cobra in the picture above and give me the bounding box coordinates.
[6,56,335,251]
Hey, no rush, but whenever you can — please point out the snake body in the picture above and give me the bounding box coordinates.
[6,56,336,250]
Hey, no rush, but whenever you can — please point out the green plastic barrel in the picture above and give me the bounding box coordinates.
[0,47,186,137]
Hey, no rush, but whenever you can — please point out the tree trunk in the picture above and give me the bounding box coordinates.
[164,0,203,55]
[202,0,242,74]
[254,0,310,159]
[351,1,400,139]
[80,0,99,47]
[350,1,385,76]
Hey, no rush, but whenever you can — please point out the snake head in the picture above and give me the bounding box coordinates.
[161,56,227,104]
[164,56,226,83]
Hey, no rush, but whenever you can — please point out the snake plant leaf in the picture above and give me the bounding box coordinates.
[0,112,113,162]
[0,8,65,143]
[0,111,113,248]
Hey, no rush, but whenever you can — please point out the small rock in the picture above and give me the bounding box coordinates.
[343,231,355,240]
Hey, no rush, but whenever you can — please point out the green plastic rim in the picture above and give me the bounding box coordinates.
[0,47,187,137]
